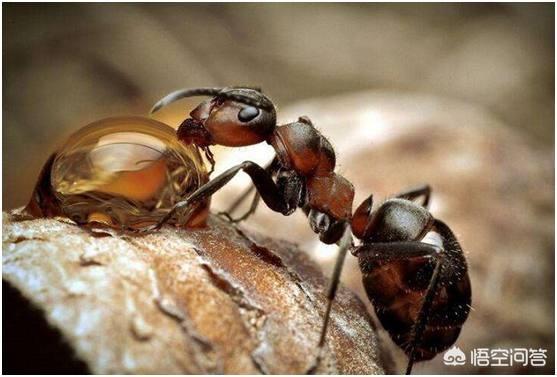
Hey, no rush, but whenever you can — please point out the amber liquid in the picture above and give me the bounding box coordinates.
[46,117,208,229]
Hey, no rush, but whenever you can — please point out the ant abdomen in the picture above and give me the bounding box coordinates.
[358,240,471,361]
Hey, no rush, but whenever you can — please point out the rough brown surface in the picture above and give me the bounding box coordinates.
[2,211,384,374]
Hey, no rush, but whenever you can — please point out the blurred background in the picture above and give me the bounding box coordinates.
[3,3,554,374]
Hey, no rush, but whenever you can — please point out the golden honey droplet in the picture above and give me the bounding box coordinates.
[39,116,209,229]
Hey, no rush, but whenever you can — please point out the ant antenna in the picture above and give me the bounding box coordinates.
[150,87,274,114]
[150,87,223,114]
[230,85,262,92]
[216,91,274,111]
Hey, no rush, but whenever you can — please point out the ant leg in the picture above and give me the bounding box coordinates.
[223,184,257,216]
[203,147,216,175]
[152,161,297,230]
[307,229,353,374]
[354,241,440,262]
[355,241,443,375]
[231,192,261,223]
[219,156,278,223]
[219,189,261,224]
[394,184,431,208]
[406,260,442,375]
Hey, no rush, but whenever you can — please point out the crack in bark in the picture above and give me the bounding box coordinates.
[194,253,270,374]
[294,280,317,304]
[7,235,47,244]
[234,227,318,305]
[199,263,263,315]
[125,236,221,372]
[234,228,285,268]
[78,258,104,267]
[148,269,222,373]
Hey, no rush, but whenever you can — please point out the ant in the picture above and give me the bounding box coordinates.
[149,87,471,374]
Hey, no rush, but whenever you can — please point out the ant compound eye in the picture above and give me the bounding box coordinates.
[42,116,210,230]
[238,106,260,122]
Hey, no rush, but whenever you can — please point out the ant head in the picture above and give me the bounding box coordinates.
[151,87,277,147]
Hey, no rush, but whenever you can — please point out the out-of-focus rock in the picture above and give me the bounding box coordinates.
[210,91,554,374]
[2,211,384,374]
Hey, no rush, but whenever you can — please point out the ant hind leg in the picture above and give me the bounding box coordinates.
[394,184,431,208]
[354,240,442,375]
[405,259,442,374]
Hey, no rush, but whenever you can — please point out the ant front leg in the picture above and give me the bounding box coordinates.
[394,184,431,208]
[152,160,301,230]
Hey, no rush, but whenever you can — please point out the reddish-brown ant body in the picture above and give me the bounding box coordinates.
[150,86,471,374]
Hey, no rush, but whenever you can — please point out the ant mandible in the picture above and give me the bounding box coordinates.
[149,87,471,374]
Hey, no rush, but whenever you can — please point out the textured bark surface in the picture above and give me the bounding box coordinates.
[2,210,384,374]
